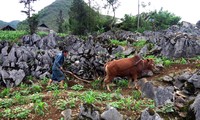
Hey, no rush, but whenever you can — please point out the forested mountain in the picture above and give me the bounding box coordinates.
[0,20,20,29]
[17,0,73,31]
[37,0,73,31]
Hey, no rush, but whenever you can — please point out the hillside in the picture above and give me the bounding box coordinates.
[37,0,73,31]
[0,20,20,29]
[16,0,73,31]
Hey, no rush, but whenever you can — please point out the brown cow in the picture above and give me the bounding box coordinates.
[103,55,155,91]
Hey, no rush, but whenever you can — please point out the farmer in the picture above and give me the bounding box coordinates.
[47,49,68,88]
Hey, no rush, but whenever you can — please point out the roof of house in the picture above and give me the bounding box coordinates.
[1,25,16,31]
[38,23,49,28]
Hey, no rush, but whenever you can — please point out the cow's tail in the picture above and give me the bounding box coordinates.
[101,62,108,86]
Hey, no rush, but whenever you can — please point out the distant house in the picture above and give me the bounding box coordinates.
[1,25,16,31]
[38,23,50,32]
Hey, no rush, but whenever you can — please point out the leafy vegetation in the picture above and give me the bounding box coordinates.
[91,79,102,89]
[71,84,84,91]
[33,100,48,115]
[0,79,156,119]
[132,39,147,47]
[120,9,181,32]
[115,79,128,88]
[110,39,127,46]
[0,30,27,42]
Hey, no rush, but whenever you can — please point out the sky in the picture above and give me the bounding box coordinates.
[0,0,199,24]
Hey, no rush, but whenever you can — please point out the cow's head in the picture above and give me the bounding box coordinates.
[144,58,156,71]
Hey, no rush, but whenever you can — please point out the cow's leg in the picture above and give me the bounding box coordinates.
[103,75,114,92]
[128,77,132,88]
[132,74,139,89]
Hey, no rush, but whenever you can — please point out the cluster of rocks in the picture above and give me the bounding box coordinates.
[61,104,163,120]
[143,21,200,58]
[137,68,200,120]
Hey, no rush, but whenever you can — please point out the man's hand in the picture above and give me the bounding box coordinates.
[60,67,63,71]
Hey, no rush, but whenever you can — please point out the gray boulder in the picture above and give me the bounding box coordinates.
[154,86,174,106]
[141,108,163,120]
[188,70,200,89]
[101,107,123,120]
[190,94,200,120]
[78,103,100,120]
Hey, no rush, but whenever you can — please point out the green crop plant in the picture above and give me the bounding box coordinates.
[0,88,11,98]
[64,83,68,89]
[114,88,123,100]
[132,90,141,100]
[55,99,68,110]
[33,100,48,115]
[46,84,59,91]
[141,99,155,109]
[29,93,43,103]
[0,99,13,108]
[157,102,174,113]
[26,75,34,81]
[53,89,61,99]
[67,98,77,108]
[68,92,80,99]
[123,96,133,110]
[37,31,49,37]
[19,83,28,89]
[108,101,124,109]
[97,92,112,101]
[14,107,31,119]
[91,79,101,89]
[20,89,30,96]
[0,30,27,42]
[81,90,96,104]
[2,108,14,118]
[71,84,84,91]
[115,79,128,88]
[40,77,49,85]
[133,100,142,111]
[30,84,42,93]
[13,92,27,105]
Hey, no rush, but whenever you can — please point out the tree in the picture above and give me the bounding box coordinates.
[28,14,39,34]
[57,10,65,33]
[69,0,100,35]
[137,0,151,30]
[149,8,181,30]
[69,0,86,35]
[20,0,38,34]
[103,0,120,29]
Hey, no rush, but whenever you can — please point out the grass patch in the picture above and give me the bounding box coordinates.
[110,39,128,46]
